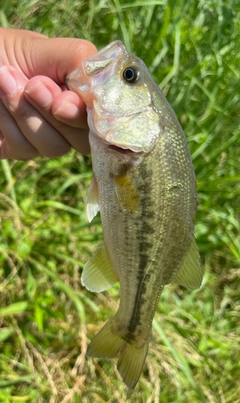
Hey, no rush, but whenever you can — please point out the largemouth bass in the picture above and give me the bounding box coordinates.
[66,41,203,389]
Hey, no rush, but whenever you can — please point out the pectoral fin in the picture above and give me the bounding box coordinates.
[82,243,118,292]
[114,173,138,214]
[174,239,203,290]
[87,175,99,222]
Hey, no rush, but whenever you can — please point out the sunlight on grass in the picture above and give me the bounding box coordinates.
[0,0,240,401]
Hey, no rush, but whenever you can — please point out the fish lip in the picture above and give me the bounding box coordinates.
[107,145,142,155]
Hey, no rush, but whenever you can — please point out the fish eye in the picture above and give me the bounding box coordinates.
[123,67,139,83]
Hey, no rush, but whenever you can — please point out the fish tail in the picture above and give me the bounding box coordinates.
[87,319,124,359]
[117,339,149,389]
[87,319,149,389]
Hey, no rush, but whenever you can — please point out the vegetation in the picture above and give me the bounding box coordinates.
[0,0,239,401]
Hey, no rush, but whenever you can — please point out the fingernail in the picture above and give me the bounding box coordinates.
[25,82,53,107]
[0,67,18,96]
[55,100,80,119]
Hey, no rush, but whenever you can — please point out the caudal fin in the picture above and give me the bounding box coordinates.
[87,319,149,389]
[87,319,124,358]
[117,341,149,389]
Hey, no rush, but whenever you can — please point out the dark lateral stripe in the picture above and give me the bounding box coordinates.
[127,165,155,336]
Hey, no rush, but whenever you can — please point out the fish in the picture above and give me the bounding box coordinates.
[66,41,203,389]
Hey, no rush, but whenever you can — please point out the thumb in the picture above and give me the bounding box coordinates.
[9,30,97,84]
[26,37,97,83]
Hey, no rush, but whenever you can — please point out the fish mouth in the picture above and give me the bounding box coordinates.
[108,145,138,155]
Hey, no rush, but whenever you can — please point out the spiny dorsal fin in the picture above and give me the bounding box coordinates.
[82,243,118,292]
[114,173,138,214]
[174,239,203,290]
[86,175,99,222]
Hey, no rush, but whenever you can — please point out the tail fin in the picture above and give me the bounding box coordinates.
[87,319,149,389]
[87,319,124,358]
[117,340,149,389]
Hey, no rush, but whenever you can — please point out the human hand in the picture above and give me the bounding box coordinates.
[0,28,97,159]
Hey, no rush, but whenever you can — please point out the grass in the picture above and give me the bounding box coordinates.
[0,0,240,401]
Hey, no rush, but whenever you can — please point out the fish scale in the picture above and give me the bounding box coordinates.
[66,40,203,389]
